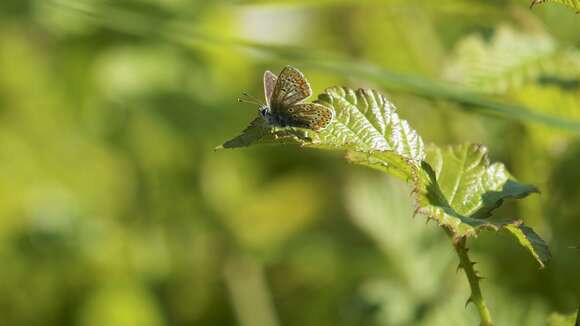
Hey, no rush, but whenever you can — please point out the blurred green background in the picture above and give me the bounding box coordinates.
[0,0,578,325]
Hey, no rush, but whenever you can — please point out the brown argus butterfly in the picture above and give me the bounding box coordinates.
[242,66,333,131]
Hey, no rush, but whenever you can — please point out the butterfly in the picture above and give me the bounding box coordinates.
[241,66,333,131]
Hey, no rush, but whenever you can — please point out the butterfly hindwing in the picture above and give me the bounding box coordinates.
[271,66,312,109]
[282,103,333,131]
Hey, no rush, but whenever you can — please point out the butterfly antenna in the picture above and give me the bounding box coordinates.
[237,97,258,105]
[238,92,263,105]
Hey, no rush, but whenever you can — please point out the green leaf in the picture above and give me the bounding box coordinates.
[347,144,551,268]
[356,143,550,267]
[416,144,549,267]
[215,117,310,150]
[345,151,420,183]
[421,144,538,220]
[503,222,551,269]
[219,86,425,164]
[443,26,580,94]
[530,0,580,12]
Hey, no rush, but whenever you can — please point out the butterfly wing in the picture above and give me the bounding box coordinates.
[263,70,277,106]
[282,103,333,131]
[270,66,312,110]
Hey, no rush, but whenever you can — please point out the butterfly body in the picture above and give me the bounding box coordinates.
[258,66,333,131]
[259,105,288,127]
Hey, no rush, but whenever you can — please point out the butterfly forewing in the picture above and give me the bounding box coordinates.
[263,70,277,106]
[284,103,333,131]
[271,66,312,109]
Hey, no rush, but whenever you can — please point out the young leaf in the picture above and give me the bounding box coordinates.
[351,143,550,267]
[418,144,550,267]
[442,26,573,94]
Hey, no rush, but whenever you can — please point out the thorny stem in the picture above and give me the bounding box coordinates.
[446,229,493,326]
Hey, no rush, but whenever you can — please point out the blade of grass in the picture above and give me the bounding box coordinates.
[53,0,580,133]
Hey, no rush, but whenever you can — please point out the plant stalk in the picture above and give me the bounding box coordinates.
[446,229,493,326]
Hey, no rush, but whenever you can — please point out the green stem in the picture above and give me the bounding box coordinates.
[446,229,493,326]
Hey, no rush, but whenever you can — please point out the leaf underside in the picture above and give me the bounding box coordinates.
[219,86,550,268]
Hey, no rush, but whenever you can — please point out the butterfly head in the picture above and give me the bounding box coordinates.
[258,104,277,125]
[258,105,270,118]
[238,93,275,124]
